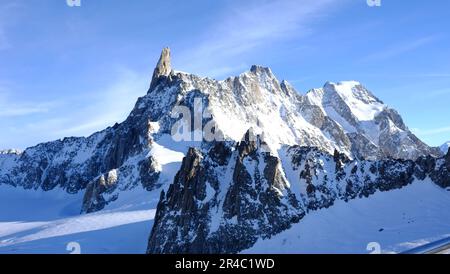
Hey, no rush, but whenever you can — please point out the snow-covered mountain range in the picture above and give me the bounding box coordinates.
[0,48,449,254]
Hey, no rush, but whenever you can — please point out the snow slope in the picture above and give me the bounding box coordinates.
[244,179,450,254]
[0,131,198,254]
[0,132,193,254]
[0,178,159,254]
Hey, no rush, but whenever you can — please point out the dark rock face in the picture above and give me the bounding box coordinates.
[148,147,211,253]
[147,131,450,254]
[81,156,160,213]
[81,170,119,214]
[347,133,382,160]
[430,150,450,188]
[147,130,304,254]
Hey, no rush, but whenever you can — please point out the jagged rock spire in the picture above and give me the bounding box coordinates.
[280,80,297,96]
[150,47,172,91]
[250,65,273,76]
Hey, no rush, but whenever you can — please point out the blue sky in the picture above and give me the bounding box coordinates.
[0,0,449,149]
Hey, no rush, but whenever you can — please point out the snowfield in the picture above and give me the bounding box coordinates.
[1,178,449,254]
[244,179,450,254]
[0,135,190,254]
[0,184,158,254]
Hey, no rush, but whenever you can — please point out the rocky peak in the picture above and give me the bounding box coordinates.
[180,148,203,183]
[440,141,450,155]
[237,128,259,157]
[163,147,205,211]
[150,47,172,90]
[250,65,273,77]
[280,80,298,96]
[324,81,383,105]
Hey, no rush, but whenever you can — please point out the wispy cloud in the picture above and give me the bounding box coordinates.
[177,0,341,78]
[360,35,439,63]
[0,0,348,149]
[0,104,50,117]
[55,68,149,137]
[412,87,450,101]
[0,1,23,51]
[1,67,149,149]
[0,86,55,117]
[413,126,450,137]
[335,72,450,80]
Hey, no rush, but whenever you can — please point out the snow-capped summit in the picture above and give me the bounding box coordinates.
[441,141,450,154]
[305,81,439,160]
[151,53,437,160]
[323,81,385,121]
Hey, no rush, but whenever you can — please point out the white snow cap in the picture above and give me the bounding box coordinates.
[324,81,385,121]
[440,142,450,154]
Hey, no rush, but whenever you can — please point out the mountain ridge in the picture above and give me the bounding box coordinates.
[0,48,439,203]
[0,48,444,214]
[147,128,450,253]
[1,49,440,157]
[0,48,449,254]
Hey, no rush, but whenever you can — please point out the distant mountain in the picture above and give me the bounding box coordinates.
[305,82,441,160]
[0,48,448,254]
[441,142,450,154]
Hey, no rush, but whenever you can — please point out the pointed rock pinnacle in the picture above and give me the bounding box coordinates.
[150,47,172,90]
